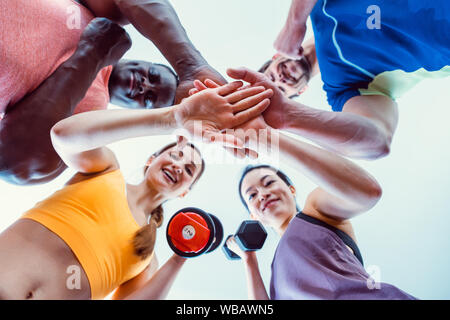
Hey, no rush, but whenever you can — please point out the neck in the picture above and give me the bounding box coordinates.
[276,214,296,236]
[126,181,166,226]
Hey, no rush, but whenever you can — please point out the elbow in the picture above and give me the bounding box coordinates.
[50,122,72,151]
[369,180,383,204]
[360,179,383,210]
[370,139,391,160]
[356,135,391,161]
[0,148,66,186]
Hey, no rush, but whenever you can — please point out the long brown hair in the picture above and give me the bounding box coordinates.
[132,142,205,259]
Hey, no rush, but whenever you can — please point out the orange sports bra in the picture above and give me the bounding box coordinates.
[22,170,152,299]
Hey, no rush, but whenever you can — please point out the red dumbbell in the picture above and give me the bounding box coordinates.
[166,207,223,258]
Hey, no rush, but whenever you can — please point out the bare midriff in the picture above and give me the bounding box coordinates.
[0,219,91,300]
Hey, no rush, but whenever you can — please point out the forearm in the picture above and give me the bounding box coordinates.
[273,131,380,207]
[115,0,206,77]
[286,0,318,27]
[51,107,178,152]
[125,254,186,300]
[0,46,104,184]
[7,46,103,119]
[282,101,389,159]
[243,255,269,300]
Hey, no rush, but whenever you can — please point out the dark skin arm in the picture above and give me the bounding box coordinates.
[0,18,131,185]
[82,0,227,102]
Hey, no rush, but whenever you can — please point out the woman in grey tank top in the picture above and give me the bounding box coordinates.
[226,117,416,300]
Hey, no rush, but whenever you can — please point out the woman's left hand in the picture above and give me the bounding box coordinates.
[226,236,255,262]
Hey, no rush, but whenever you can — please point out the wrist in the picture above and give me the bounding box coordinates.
[280,99,299,130]
[243,251,258,265]
[171,253,187,265]
[144,105,180,135]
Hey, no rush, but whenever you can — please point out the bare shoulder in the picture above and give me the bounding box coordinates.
[65,165,120,186]
[82,0,129,25]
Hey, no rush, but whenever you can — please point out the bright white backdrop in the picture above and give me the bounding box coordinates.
[0,0,449,299]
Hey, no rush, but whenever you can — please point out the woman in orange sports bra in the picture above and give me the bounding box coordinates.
[0,81,273,299]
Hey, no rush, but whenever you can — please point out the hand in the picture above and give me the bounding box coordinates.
[226,67,290,130]
[226,236,255,262]
[175,64,227,104]
[174,81,273,148]
[188,79,274,159]
[78,18,132,68]
[273,19,307,59]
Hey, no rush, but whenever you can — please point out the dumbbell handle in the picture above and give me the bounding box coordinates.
[222,235,242,260]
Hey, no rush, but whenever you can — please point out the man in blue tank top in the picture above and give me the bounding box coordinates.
[246,0,450,160]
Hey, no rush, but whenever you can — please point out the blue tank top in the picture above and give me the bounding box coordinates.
[310,0,450,111]
[270,213,417,299]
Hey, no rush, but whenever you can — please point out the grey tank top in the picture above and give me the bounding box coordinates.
[269,212,417,300]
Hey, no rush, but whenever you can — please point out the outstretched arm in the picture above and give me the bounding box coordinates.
[0,18,131,185]
[122,254,186,300]
[274,0,318,59]
[84,0,227,101]
[228,113,382,222]
[225,237,269,300]
[51,82,272,175]
[227,67,398,160]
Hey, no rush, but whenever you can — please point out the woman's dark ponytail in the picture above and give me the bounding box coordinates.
[132,205,164,260]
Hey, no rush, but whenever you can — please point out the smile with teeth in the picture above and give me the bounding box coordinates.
[162,168,177,184]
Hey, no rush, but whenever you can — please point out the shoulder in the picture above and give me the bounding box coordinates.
[65,166,121,186]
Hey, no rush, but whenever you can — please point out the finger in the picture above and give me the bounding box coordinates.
[236,84,251,91]
[224,146,246,159]
[203,131,244,149]
[244,147,259,159]
[217,81,243,96]
[188,88,199,96]
[233,99,271,126]
[232,89,273,113]
[226,67,263,84]
[225,86,265,104]
[204,79,220,88]
[226,236,237,246]
[193,80,208,91]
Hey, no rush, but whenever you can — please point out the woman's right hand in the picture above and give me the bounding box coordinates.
[173,82,273,148]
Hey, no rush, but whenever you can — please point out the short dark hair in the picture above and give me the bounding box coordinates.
[258,60,272,73]
[238,164,299,213]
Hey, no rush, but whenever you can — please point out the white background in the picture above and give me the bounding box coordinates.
[1,0,449,299]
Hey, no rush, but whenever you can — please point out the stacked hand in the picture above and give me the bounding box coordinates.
[175,64,227,104]
[174,81,273,150]
[187,77,275,159]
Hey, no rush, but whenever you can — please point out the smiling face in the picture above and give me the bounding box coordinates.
[262,55,311,98]
[240,167,297,229]
[145,144,204,199]
[108,60,178,109]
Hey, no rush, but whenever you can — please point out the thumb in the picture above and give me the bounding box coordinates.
[226,67,261,84]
